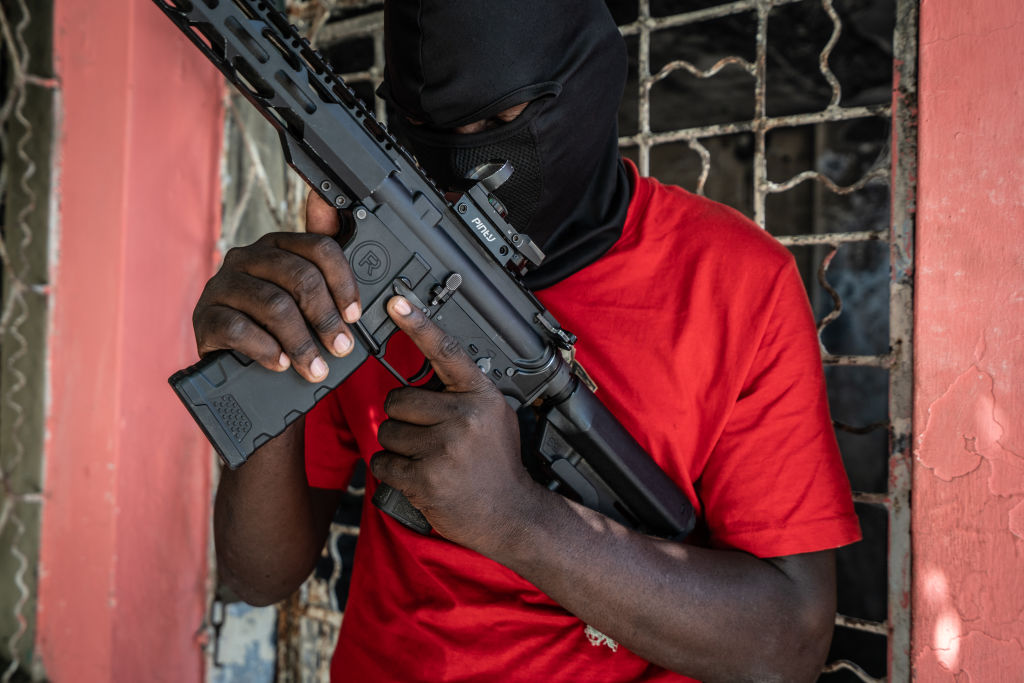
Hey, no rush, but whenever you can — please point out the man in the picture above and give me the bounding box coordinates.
[197,1,860,680]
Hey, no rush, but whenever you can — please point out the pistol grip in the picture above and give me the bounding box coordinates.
[372,484,432,535]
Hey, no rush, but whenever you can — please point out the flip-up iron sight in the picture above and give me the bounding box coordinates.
[455,160,545,276]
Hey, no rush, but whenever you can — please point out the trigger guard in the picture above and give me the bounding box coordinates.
[407,358,433,384]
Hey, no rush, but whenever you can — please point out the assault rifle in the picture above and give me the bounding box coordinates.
[154,0,695,540]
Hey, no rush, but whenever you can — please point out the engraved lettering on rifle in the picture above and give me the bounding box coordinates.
[471,217,498,242]
[351,241,391,285]
[359,251,382,274]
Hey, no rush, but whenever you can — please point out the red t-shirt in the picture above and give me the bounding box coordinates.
[305,163,861,681]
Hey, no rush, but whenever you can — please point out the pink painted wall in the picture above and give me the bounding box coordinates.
[30,0,1024,679]
[914,0,1024,678]
[37,1,222,680]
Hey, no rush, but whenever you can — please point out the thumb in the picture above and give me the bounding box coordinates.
[305,189,341,236]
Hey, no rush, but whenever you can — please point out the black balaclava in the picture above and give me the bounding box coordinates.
[378,0,632,289]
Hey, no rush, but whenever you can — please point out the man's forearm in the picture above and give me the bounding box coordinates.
[485,487,836,682]
[214,419,338,605]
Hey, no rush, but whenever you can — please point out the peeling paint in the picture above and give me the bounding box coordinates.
[915,630,1024,680]
[1009,501,1024,541]
[916,365,1024,495]
[914,0,1024,678]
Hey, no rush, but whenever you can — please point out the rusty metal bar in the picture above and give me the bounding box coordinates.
[255,2,916,681]
[853,492,891,507]
[618,104,890,148]
[822,658,884,683]
[1,0,53,678]
[823,353,892,368]
[886,0,918,678]
[766,165,888,195]
[752,0,769,227]
[775,230,887,246]
[687,138,712,196]
[619,0,805,36]
[819,0,843,108]
[636,0,653,176]
[815,246,842,341]
[836,613,889,636]
[650,55,755,84]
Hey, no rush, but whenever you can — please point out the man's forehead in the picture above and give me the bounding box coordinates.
[380,0,615,128]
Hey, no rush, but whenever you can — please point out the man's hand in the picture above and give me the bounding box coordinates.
[371,296,545,554]
[369,297,835,682]
[192,191,361,382]
[208,192,352,606]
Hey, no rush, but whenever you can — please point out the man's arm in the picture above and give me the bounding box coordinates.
[372,296,836,682]
[199,197,357,604]
[490,493,835,682]
[214,421,343,605]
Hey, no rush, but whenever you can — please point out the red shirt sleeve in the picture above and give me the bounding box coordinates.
[305,389,360,490]
[696,257,861,557]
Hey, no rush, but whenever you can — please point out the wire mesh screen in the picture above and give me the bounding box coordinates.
[0,0,55,680]
[208,1,916,681]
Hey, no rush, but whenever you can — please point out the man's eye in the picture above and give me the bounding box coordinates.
[485,113,520,130]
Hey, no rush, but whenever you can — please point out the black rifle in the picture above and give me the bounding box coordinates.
[154,0,695,540]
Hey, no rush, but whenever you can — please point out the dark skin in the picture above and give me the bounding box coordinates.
[204,105,837,682]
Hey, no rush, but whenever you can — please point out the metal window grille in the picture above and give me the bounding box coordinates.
[209,1,916,681]
[0,0,56,681]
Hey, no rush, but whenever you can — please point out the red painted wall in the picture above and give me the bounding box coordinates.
[38,1,222,680]
[914,0,1024,678]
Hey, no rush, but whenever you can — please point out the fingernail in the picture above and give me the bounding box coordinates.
[333,333,352,355]
[279,353,291,370]
[392,297,412,316]
[343,301,361,323]
[310,357,328,379]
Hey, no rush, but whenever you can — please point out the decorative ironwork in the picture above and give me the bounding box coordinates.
[207,2,916,680]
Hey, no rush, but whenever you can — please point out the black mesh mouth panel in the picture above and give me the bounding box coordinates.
[452,127,543,234]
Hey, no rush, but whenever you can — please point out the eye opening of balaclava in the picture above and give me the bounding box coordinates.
[378,78,561,130]
[378,0,632,289]
[387,91,558,236]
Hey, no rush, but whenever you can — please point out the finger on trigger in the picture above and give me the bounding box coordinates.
[386,296,485,392]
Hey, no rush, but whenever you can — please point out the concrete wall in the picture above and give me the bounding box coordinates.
[36,1,223,680]
[913,0,1024,679]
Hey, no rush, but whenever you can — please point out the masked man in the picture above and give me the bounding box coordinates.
[198,2,861,680]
